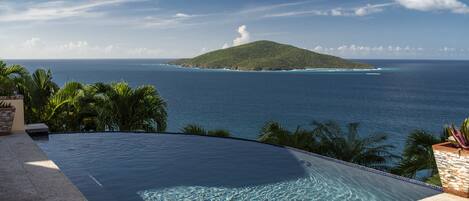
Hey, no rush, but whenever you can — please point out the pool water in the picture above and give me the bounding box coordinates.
[36,133,440,201]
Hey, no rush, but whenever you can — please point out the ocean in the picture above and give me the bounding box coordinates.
[6,59,469,151]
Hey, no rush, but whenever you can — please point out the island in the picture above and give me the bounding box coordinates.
[169,40,373,71]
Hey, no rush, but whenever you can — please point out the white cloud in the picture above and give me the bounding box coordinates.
[22,37,43,49]
[200,47,208,53]
[354,3,394,16]
[2,38,163,59]
[313,46,324,52]
[440,46,456,51]
[140,12,206,29]
[331,9,345,16]
[311,44,469,59]
[126,47,162,57]
[263,1,469,18]
[174,13,191,18]
[239,1,312,14]
[263,10,327,17]
[220,25,251,49]
[0,0,130,22]
[264,3,393,18]
[233,25,250,46]
[312,44,427,58]
[61,41,89,50]
[141,16,182,28]
[396,0,469,14]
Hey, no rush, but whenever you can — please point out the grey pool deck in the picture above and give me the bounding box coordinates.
[0,132,467,201]
[0,132,87,201]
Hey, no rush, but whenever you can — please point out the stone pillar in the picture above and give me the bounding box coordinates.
[433,142,469,198]
[0,96,25,133]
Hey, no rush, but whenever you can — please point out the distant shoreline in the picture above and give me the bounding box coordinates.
[164,63,384,73]
[4,58,469,62]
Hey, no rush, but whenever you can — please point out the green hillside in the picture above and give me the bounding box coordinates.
[169,40,373,71]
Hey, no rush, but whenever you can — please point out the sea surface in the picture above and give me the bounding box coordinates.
[7,59,469,151]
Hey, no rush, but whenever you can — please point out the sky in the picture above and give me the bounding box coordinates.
[0,0,468,59]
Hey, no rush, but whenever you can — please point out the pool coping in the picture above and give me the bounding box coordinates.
[0,132,87,201]
[44,131,443,193]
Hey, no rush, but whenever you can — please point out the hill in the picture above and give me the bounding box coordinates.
[169,40,373,71]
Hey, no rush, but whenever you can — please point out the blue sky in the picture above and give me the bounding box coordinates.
[0,0,468,59]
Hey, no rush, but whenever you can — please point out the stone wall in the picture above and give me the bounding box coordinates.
[0,96,25,133]
[433,142,469,198]
[0,107,15,134]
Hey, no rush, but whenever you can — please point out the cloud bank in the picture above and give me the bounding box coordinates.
[2,37,163,59]
[0,0,129,22]
[264,3,394,18]
[311,43,469,59]
[396,0,469,13]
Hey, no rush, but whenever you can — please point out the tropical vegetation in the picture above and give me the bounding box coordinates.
[170,40,373,71]
[0,60,28,96]
[446,118,469,149]
[259,121,398,171]
[391,130,448,186]
[181,124,231,137]
[0,60,167,132]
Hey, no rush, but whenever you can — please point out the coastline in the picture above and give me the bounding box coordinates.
[162,63,384,73]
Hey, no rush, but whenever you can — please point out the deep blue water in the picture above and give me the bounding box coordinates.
[7,59,469,150]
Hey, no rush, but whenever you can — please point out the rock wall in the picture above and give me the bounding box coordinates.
[433,142,469,198]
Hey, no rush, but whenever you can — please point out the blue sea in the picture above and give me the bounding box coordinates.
[6,59,469,151]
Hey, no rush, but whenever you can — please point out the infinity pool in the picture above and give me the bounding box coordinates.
[35,133,440,201]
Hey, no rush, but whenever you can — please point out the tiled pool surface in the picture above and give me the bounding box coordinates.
[35,133,442,201]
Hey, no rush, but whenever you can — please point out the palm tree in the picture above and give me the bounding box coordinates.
[258,121,397,170]
[391,130,447,184]
[258,121,316,151]
[181,124,231,137]
[0,60,28,96]
[95,82,167,132]
[24,69,59,123]
[181,124,207,135]
[311,121,398,170]
[44,82,96,131]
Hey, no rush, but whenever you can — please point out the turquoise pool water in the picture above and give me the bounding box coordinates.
[36,133,440,201]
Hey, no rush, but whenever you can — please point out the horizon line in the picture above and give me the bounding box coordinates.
[3,58,469,61]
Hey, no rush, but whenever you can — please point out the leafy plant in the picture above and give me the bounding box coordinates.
[425,174,441,186]
[259,121,316,151]
[446,118,469,149]
[391,130,448,182]
[258,121,397,171]
[0,61,28,96]
[181,124,206,135]
[0,60,168,133]
[181,124,231,137]
[312,121,399,171]
[23,69,59,123]
[94,82,167,132]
